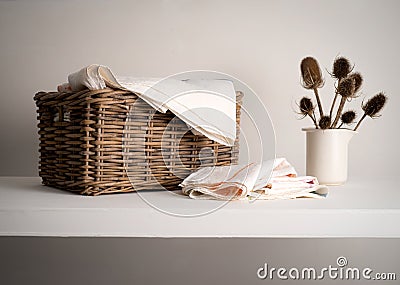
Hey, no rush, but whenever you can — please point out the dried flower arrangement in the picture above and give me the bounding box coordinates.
[298,56,387,130]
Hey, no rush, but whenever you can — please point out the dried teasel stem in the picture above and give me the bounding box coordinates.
[311,110,319,129]
[353,113,367,131]
[313,88,324,118]
[300,57,324,117]
[304,108,319,129]
[299,97,319,128]
[332,96,347,128]
[331,76,355,128]
[330,58,363,129]
[354,93,387,131]
[305,111,319,129]
[329,93,338,120]
[329,79,341,122]
[329,57,352,122]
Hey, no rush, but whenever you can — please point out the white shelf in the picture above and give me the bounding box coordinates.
[0,176,399,237]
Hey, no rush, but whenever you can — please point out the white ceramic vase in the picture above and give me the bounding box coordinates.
[302,128,357,185]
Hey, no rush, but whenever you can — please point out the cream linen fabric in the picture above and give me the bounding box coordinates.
[60,64,237,146]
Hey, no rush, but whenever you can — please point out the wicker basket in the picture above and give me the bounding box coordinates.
[34,88,243,195]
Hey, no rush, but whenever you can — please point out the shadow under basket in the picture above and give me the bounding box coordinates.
[34,88,243,195]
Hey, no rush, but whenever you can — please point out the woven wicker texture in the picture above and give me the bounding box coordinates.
[34,88,242,195]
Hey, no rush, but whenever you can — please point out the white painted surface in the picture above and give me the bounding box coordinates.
[0,177,399,237]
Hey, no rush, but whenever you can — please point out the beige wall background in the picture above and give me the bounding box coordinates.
[0,0,399,177]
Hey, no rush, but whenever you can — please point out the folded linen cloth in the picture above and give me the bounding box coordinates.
[180,158,328,200]
[58,64,237,146]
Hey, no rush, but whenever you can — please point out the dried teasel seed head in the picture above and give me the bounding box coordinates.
[332,57,351,79]
[300,57,324,89]
[337,76,355,98]
[341,110,357,125]
[362,92,387,118]
[348,72,363,93]
[319,115,331,129]
[299,97,315,116]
